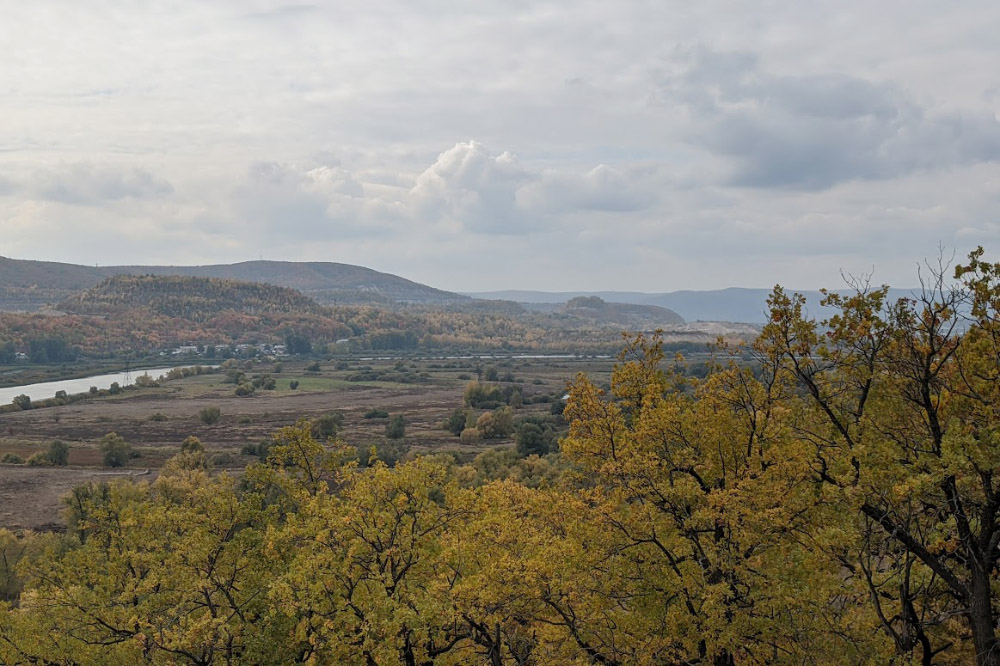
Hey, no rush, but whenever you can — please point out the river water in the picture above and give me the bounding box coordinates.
[0,367,192,405]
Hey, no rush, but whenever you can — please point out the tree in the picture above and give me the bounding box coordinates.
[516,422,548,456]
[11,394,30,411]
[386,414,406,439]
[0,341,15,364]
[475,407,514,440]
[445,408,467,436]
[561,332,851,664]
[46,440,69,466]
[754,249,1000,665]
[99,432,131,468]
[285,333,312,355]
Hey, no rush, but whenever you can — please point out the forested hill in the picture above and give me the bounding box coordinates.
[59,275,324,320]
[0,256,468,311]
[117,260,468,306]
[559,296,684,327]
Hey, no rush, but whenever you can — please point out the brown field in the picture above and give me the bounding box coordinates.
[0,355,615,531]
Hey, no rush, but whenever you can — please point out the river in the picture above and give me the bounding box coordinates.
[0,367,196,405]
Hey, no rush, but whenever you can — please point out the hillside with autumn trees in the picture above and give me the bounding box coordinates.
[0,275,717,362]
[59,275,326,320]
[1,249,999,665]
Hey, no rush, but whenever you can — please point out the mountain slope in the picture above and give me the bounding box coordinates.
[0,256,468,311]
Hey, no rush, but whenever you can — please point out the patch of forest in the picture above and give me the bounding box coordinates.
[59,275,325,320]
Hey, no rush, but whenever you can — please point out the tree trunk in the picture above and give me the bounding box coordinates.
[969,569,999,666]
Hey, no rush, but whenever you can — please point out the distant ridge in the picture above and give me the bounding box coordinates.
[0,256,468,311]
[466,288,921,324]
[560,296,684,328]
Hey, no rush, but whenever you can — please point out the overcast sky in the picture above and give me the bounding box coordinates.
[1,1,998,292]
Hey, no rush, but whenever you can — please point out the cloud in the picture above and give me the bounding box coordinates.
[518,164,656,213]
[409,141,531,234]
[655,47,1000,190]
[231,161,399,241]
[408,141,658,233]
[29,163,173,204]
[0,175,16,196]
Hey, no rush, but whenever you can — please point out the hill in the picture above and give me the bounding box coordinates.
[466,288,921,324]
[115,260,468,306]
[59,275,324,321]
[0,256,468,311]
[559,296,684,328]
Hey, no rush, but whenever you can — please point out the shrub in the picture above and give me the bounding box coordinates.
[289,379,300,390]
[312,412,344,440]
[99,432,131,468]
[199,406,221,425]
[385,415,406,440]
[26,452,53,467]
[149,412,167,422]
[11,394,30,411]
[1,453,24,464]
[364,408,389,419]
[251,374,276,390]
[508,389,523,409]
[477,407,514,439]
[133,374,158,388]
[180,436,204,453]
[241,440,272,461]
[306,361,321,372]
[223,369,246,384]
[211,452,236,467]
[459,428,482,445]
[235,383,256,397]
[463,381,502,409]
[46,440,70,466]
[108,382,122,395]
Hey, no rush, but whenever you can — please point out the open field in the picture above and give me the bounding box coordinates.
[0,355,618,530]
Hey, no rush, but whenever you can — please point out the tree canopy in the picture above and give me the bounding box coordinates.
[1,249,999,665]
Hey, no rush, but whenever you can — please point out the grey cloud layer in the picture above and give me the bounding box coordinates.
[0,164,173,205]
[1,1,999,290]
[657,48,1000,190]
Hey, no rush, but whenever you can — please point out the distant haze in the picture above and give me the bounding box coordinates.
[466,289,924,324]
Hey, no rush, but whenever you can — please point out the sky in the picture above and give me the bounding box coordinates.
[1,1,999,293]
